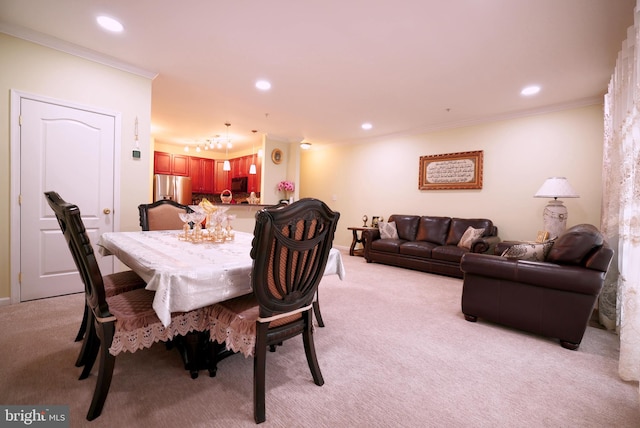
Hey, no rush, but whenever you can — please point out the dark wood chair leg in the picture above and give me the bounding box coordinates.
[302,312,324,386]
[86,323,116,421]
[464,314,478,322]
[75,308,94,367]
[75,303,88,342]
[313,290,325,328]
[254,324,269,424]
[79,320,100,380]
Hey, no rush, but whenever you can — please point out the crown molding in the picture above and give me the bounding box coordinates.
[0,22,158,80]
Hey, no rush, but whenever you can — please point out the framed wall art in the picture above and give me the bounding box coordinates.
[418,150,483,190]
[271,148,283,164]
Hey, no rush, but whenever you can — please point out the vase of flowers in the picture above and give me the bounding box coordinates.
[277,180,295,203]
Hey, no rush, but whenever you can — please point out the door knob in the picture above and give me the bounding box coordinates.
[103,208,112,215]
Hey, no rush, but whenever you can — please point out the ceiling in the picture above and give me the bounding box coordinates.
[0,0,634,153]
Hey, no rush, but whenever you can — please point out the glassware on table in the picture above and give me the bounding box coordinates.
[191,210,206,241]
[178,211,190,240]
[225,214,236,241]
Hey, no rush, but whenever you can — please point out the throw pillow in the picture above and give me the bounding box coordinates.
[501,240,555,262]
[457,226,485,249]
[379,221,399,240]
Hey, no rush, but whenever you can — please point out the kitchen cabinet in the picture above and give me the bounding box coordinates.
[189,157,215,193]
[172,154,190,176]
[154,151,190,176]
[153,151,172,175]
[214,160,230,193]
[155,151,260,195]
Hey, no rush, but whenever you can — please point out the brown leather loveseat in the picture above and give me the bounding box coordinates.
[460,224,614,350]
[363,215,500,278]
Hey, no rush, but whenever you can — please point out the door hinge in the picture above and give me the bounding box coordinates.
[18,272,22,284]
[18,194,22,205]
[19,115,22,126]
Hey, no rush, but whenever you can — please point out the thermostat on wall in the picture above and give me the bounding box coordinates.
[132,149,141,159]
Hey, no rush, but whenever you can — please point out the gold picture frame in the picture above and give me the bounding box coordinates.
[418,150,483,190]
[271,148,283,164]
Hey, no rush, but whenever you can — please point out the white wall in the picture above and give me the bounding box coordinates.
[0,33,153,299]
[301,105,605,249]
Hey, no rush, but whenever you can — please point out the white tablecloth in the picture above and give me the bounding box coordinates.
[97,230,344,326]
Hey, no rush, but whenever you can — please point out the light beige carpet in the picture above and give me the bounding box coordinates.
[0,249,638,428]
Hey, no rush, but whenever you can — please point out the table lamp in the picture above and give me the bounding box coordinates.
[534,177,579,239]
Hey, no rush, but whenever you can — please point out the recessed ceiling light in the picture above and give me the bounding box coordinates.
[521,85,541,96]
[255,80,271,91]
[361,123,373,130]
[96,16,124,33]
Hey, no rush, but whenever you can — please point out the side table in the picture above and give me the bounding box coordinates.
[347,227,377,256]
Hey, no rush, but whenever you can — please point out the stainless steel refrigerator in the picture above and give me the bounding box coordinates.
[153,174,192,205]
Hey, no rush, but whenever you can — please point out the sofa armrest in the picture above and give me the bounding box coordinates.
[460,253,605,296]
[470,236,501,254]
[363,228,381,259]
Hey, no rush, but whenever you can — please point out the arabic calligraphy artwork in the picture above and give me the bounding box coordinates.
[418,151,483,190]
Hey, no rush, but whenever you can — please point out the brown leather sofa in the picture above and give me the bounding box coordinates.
[363,215,500,278]
[460,224,614,350]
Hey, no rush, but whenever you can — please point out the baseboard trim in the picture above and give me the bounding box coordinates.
[0,297,12,307]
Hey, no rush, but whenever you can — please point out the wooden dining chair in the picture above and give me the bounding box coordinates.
[44,193,147,368]
[45,191,212,421]
[207,198,340,424]
[138,199,193,231]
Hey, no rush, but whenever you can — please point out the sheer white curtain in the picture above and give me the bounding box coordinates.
[602,1,640,394]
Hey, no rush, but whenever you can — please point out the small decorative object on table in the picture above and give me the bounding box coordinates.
[220,189,233,204]
[248,192,260,205]
[371,216,379,228]
[362,215,368,227]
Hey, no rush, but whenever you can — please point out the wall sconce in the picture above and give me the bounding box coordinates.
[534,176,579,238]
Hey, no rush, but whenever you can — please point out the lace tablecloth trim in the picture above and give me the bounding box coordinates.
[207,304,257,358]
[109,308,210,356]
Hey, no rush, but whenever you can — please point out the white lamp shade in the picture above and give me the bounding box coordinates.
[223,160,231,171]
[249,163,257,174]
[534,177,579,199]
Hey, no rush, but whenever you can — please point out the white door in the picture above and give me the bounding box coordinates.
[19,97,116,301]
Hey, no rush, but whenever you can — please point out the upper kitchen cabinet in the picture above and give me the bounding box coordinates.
[154,151,190,176]
[189,156,215,193]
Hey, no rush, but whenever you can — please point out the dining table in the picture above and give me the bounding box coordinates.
[97,229,345,327]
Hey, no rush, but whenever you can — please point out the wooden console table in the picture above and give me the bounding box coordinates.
[348,227,377,256]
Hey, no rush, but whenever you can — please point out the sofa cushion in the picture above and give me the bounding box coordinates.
[431,245,468,263]
[400,241,437,258]
[371,238,403,254]
[446,218,493,246]
[501,240,555,262]
[546,224,604,266]
[379,221,399,239]
[458,226,486,249]
[415,216,451,245]
[388,215,420,241]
